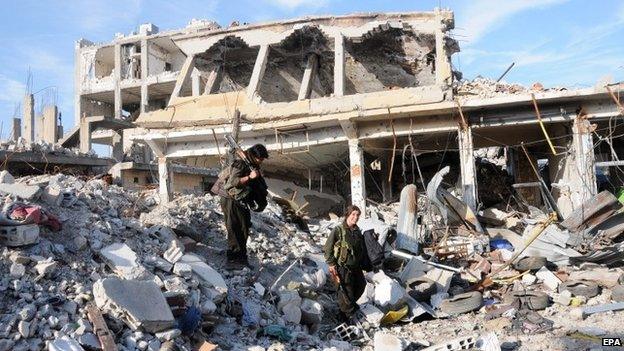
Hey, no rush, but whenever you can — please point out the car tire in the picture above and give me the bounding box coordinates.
[405,277,437,302]
[439,291,483,315]
[513,256,547,271]
[506,291,549,310]
[559,280,600,298]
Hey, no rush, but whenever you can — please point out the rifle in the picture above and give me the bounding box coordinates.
[224,134,268,212]
[225,134,257,171]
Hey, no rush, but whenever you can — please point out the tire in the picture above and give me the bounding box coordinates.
[559,280,600,298]
[405,277,437,302]
[439,291,483,315]
[513,256,547,271]
[506,291,549,310]
[612,285,624,302]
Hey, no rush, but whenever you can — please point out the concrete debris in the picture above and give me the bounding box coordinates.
[178,253,227,297]
[93,277,175,332]
[100,243,151,280]
[0,182,41,200]
[48,336,84,351]
[0,224,39,246]
[535,267,562,290]
[373,332,403,351]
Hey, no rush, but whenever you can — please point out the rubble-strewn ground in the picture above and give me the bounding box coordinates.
[1,172,623,351]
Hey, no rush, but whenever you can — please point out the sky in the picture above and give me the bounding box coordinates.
[0,0,623,152]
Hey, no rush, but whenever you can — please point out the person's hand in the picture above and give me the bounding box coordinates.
[329,265,340,284]
[249,170,259,179]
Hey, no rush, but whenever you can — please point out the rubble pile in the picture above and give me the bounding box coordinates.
[0,137,97,158]
[1,166,624,351]
[456,77,567,99]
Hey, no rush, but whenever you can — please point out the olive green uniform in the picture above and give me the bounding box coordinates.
[324,223,369,317]
[221,159,253,263]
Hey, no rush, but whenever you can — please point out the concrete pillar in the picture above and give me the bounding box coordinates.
[42,105,58,143]
[298,54,318,100]
[572,118,597,202]
[22,94,35,143]
[79,118,91,153]
[334,34,345,97]
[169,55,196,103]
[458,127,477,210]
[114,44,122,119]
[11,118,20,141]
[35,115,44,142]
[246,44,270,99]
[435,9,452,89]
[382,152,393,202]
[111,130,124,162]
[140,39,149,113]
[191,68,201,96]
[348,139,366,214]
[204,66,223,95]
[158,157,173,203]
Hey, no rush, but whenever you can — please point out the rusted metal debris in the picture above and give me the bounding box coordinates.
[86,303,118,351]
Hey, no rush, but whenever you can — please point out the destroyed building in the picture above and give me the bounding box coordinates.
[1,7,624,351]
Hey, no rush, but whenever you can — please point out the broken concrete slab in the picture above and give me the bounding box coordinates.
[569,269,622,288]
[426,268,454,294]
[0,170,14,184]
[100,243,151,280]
[48,335,84,351]
[0,183,41,200]
[173,262,192,278]
[0,224,39,247]
[373,332,403,351]
[93,277,175,333]
[536,267,562,290]
[178,253,227,297]
[360,303,384,326]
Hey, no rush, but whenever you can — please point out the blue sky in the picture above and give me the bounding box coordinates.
[0,0,623,150]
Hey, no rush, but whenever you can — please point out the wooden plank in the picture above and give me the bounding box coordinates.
[86,303,118,351]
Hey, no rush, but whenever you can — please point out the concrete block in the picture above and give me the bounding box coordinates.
[0,171,14,184]
[374,332,403,351]
[48,335,84,351]
[163,241,184,264]
[173,262,192,278]
[0,183,40,200]
[426,268,454,293]
[144,255,173,272]
[300,298,323,325]
[34,258,57,276]
[100,243,150,280]
[282,302,302,324]
[254,282,265,296]
[0,224,39,247]
[42,186,62,206]
[155,328,181,341]
[536,267,562,290]
[93,277,175,333]
[9,262,26,278]
[178,254,227,297]
[374,278,407,310]
[360,303,384,326]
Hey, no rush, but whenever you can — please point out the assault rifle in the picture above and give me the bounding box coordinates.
[225,134,257,171]
[224,134,268,212]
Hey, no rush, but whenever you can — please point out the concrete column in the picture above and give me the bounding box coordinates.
[203,66,223,95]
[382,152,393,202]
[246,44,270,99]
[298,54,318,100]
[573,118,597,202]
[111,130,124,162]
[348,139,366,214]
[74,42,83,127]
[140,39,149,113]
[191,67,201,96]
[334,34,345,97]
[79,118,91,153]
[22,94,35,143]
[114,43,122,119]
[11,118,20,141]
[169,55,196,103]
[35,115,44,142]
[435,10,452,89]
[158,157,173,203]
[42,105,58,143]
[458,127,477,210]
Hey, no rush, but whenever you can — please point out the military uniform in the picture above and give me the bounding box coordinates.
[220,159,253,264]
[324,222,370,317]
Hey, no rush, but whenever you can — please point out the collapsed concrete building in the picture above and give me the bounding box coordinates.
[69,9,624,219]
